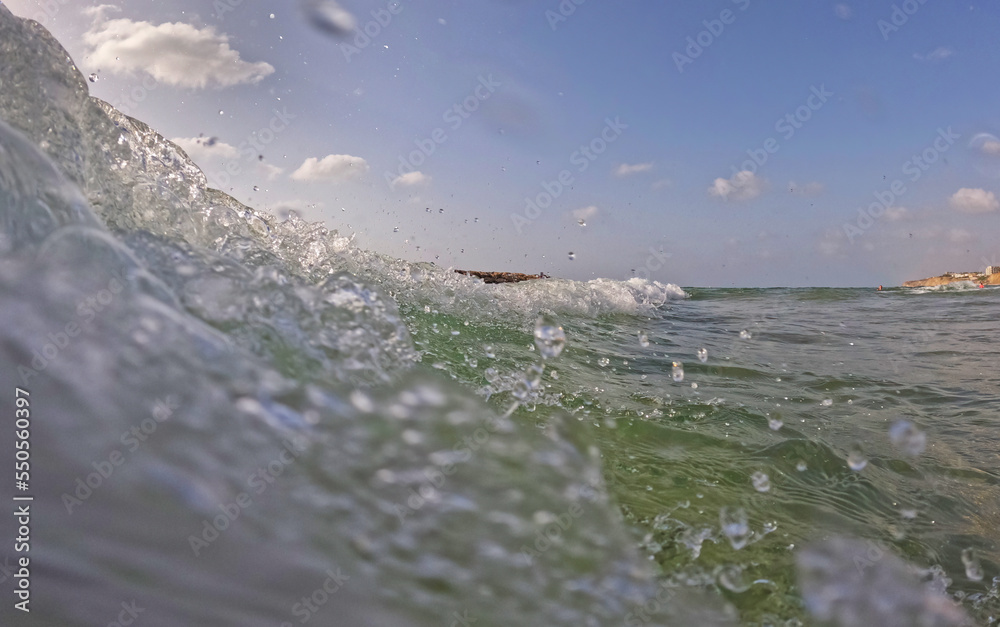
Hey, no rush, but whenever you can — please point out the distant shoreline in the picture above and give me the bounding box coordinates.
[902,272,1000,288]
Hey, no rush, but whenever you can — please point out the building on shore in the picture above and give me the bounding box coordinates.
[987,266,1000,275]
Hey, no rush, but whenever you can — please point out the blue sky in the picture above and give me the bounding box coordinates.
[4,0,1000,286]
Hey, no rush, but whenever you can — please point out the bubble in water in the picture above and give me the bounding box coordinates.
[718,564,750,593]
[821,399,832,406]
[533,315,566,359]
[697,347,708,363]
[483,345,495,359]
[568,252,575,261]
[768,415,783,431]
[847,442,867,471]
[672,362,684,382]
[526,363,543,387]
[889,420,926,456]
[597,357,610,368]
[739,330,752,340]
[796,461,807,472]
[88,73,98,82]
[720,506,751,550]
[270,13,275,18]
[751,471,771,492]
[960,548,984,581]
[218,110,224,115]
[638,331,649,347]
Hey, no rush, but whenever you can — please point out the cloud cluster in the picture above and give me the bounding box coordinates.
[84,17,274,88]
[171,137,239,161]
[949,187,998,214]
[291,154,370,182]
[709,170,766,201]
[614,162,654,177]
[390,171,429,188]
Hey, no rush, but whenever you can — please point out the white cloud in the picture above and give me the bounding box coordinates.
[390,171,430,188]
[651,179,672,190]
[885,206,909,221]
[834,4,853,19]
[257,163,285,181]
[949,188,999,214]
[980,140,1000,156]
[571,205,599,222]
[818,228,846,256]
[84,17,275,88]
[171,137,240,161]
[708,170,767,201]
[787,181,825,197]
[614,162,654,177]
[948,228,974,244]
[291,154,369,182]
[914,47,954,62]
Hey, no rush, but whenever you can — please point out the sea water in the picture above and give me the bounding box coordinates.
[0,7,997,626]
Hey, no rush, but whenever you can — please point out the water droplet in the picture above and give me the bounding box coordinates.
[438,208,444,214]
[303,0,357,35]
[796,461,807,472]
[218,110,224,115]
[88,73,98,82]
[252,185,259,192]
[720,506,751,550]
[768,415,783,431]
[718,564,750,593]
[961,548,984,581]
[751,471,771,492]
[847,442,867,471]
[697,347,708,362]
[484,367,498,383]
[638,331,649,347]
[533,315,566,359]
[672,362,684,382]
[269,13,275,18]
[690,382,698,389]
[739,330,752,340]
[597,357,610,368]
[482,345,496,359]
[889,420,926,456]
[568,252,576,261]
[578,219,586,227]
[393,227,398,233]
[821,398,833,406]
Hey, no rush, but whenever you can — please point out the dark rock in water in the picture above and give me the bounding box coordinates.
[455,270,548,284]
